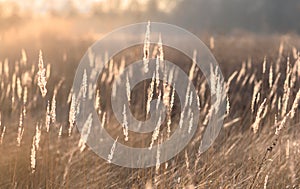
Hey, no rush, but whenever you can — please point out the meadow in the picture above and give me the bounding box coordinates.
[0,20,300,189]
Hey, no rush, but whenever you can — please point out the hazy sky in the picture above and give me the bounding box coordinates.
[0,0,175,14]
[1,0,298,34]
[1,0,108,13]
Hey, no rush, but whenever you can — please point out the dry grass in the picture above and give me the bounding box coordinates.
[0,28,299,189]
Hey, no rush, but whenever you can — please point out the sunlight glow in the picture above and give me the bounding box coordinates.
[0,0,178,17]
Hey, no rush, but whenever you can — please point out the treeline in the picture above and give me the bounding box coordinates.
[169,0,300,34]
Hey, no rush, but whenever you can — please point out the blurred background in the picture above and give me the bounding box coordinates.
[1,0,300,35]
[1,0,300,80]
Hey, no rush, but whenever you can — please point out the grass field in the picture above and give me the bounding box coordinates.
[0,20,300,189]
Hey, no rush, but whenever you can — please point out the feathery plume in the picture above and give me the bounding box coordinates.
[251,80,262,113]
[95,89,101,113]
[30,124,41,173]
[100,72,107,83]
[12,73,16,105]
[286,139,290,159]
[21,49,27,65]
[292,47,298,59]
[290,89,300,118]
[251,98,267,134]
[291,60,298,89]
[237,62,246,83]
[34,124,42,150]
[168,68,175,85]
[226,96,230,116]
[46,64,51,80]
[37,50,47,97]
[166,85,175,136]
[187,91,193,116]
[184,83,191,110]
[58,125,63,138]
[108,136,119,163]
[224,117,241,128]
[196,94,201,111]
[17,111,24,146]
[101,112,106,128]
[269,64,273,88]
[146,73,155,115]
[0,113,5,144]
[143,21,151,73]
[30,137,36,173]
[185,150,190,170]
[282,57,291,116]
[23,86,28,105]
[16,77,22,100]
[256,92,261,106]
[0,126,5,145]
[81,69,87,100]
[78,113,93,152]
[248,73,255,85]
[241,74,250,87]
[51,95,56,123]
[269,73,281,98]
[262,56,267,74]
[119,57,125,74]
[271,93,277,109]
[166,115,172,136]
[263,175,268,189]
[275,41,284,74]
[188,112,194,134]
[45,101,51,132]
[282,88,291,117]
[122,105,129,141]
[126,73,131,102]
[34,124,41,150]
[203,110,212,127]
[163,84,171,108]
[170,84,176,111]
[179,110,185,129]
[88,83,93,100]
[275,113,289,135]
[210,65,217,95]
[67,88,73,104]
[155,140,161,172]
[189,50,197,81]
[155,55,160,89]
[227,71,238,90]
[278,96,282,113]
[149,116,162,149]
[68,93,76,136]
[156,88,162,110]
[157,33,164,62]
[107,59,114,83]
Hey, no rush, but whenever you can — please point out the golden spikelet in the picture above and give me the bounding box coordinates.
[37,50,47,97]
